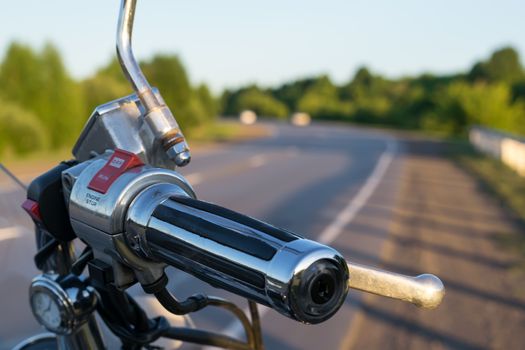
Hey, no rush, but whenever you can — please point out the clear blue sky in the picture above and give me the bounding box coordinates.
[0,0,523,92]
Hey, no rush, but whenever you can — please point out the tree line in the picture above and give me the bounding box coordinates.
[1,43,524,157]
[222,47,525,137]
[0,42,217,156]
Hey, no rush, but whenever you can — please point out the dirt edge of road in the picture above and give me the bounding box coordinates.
[340,139,525,350]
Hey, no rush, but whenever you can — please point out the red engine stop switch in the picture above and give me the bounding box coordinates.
[88,149,144,194]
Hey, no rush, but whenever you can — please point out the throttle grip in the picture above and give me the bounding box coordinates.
[126,184,349,324]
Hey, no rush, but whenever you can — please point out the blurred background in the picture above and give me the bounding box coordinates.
[0,1,524,349]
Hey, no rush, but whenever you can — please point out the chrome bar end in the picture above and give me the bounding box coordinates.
[347,261,445,309]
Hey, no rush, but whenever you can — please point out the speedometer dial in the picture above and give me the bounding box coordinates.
[30,291,63,332]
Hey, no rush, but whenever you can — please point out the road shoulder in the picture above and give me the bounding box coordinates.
[343,139,525,350]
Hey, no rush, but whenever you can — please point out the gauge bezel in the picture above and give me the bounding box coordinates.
[29,275,76,335]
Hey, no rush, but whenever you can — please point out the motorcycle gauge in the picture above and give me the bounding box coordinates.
[29,274,97,335]
[30,289,62,332]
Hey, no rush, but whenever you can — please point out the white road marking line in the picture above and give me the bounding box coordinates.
[204,141,397,347]
[184,152,281,187]
[0,226,24,242]
[318,141,396,244]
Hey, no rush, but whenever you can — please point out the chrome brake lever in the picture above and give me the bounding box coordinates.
[346,261,445,309]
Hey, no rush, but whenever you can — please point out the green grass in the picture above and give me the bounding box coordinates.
[448,140,525,264]
[448,141,525,221]
[494,233,525,270]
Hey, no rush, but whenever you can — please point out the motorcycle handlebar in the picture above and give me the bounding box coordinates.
[126,185,349,324]
[125,182,445,323]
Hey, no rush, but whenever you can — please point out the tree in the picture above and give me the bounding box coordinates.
[233,87,289,118]
[0,42,85,147]
[0,43,42,112]
[297,76,350,119]
[340,66,374,100]
[453,82,525,134]
[84,54,212,130]
[82,74,130,117]
[220,89,234,116]
[272,77,319,112]
[195,84,218,120]
[141,54,201,127]
[0,98,48,155]
[420,81,525,136]
[141,55,191,109]
[352,67,374,88]
[468,47,525,84]
[82,57,131,117]
[95,57,129,86]
[38,44,85,146]
[340,69,396,122]
[512,81,525,102]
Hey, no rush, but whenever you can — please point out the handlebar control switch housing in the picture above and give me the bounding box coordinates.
[63,149,349,324]
[62,149,195,288]
[73,90,182,170]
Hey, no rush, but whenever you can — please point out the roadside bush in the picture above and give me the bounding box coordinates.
[0,99,48,155]
[0,42,85,148]
[195,84,218,120]
[297,91,352,120]
[297,75,351,119]
[224,47,525,137]
[436,82,525,133]
[82,74,130,117]
[234,88,289,119]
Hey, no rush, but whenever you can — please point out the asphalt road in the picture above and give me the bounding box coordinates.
[0,123,401,349]
[0,121,525,350]
[2,122,522,349]
[347,140,525,350]
[169,123,401,350]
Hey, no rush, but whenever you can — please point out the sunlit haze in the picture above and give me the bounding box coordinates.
[0,0,524,92]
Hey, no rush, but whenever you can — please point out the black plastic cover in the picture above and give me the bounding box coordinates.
[27,162,76,241]
[151,204,277,260]
[169,196,301,242]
